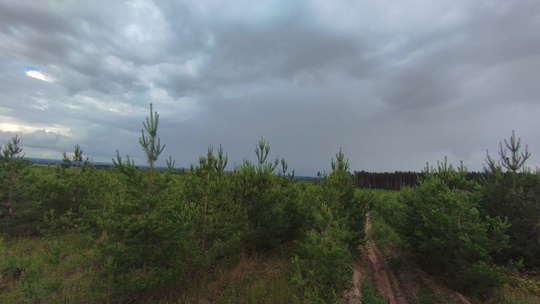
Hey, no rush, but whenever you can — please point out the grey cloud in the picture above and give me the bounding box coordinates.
[157,1,370,100]
[0,129,72,153]
[1,1,540,174]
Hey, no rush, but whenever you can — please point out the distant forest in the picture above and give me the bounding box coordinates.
[29,157,489,190]
[353,170,486,190]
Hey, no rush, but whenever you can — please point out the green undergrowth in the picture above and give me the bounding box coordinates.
[0,235,305,303]
[415,284,450,304]
[366,188,540,304]
[483,270,540,304]
[0,234,103,303]
[199,253,299,304]
[141,249,301,304]
[370,210,404,254]
[361,189,405,263]
[361,281,386,304]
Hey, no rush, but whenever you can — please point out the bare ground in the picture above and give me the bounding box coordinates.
[345,215,471,304]
[345,216,408,304]
[344,264,363,304]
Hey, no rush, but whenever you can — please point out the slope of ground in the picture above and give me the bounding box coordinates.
[345,215,408,304]
[346,214,473,304]
[363,216,409,304]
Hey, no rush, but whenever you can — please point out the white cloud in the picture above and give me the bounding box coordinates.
[0,121,71,136]
[25,69,55,83]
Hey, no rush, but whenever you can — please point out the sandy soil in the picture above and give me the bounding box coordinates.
[345,216,409,304]
[344,264,363,304]
[364,216,409,304]
[345,215,472,304]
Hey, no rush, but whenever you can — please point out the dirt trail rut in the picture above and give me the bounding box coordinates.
[365,216,409,304]
[346,215,409,304]
[345,215,473,304]
[344,264,362,304]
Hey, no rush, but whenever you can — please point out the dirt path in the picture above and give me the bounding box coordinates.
[365,216,409,304]
[344,263,362,304]
[346,215,409,304]
[345,215,473,304]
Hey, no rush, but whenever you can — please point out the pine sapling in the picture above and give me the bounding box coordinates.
[139,103,165,193]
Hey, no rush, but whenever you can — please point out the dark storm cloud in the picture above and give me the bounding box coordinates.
[1,0,539,173]
[157,1,370,99]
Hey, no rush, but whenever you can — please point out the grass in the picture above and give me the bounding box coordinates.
[190,253,300,304]
[135,251,301,304]
[361,281,386,304]
[370,210,404,252]
[415,284,448,304]
[483,271,540,304]
[1,233,305,303]
[0,234,104,303]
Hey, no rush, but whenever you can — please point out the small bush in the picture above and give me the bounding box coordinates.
[361,281,385,304]
[416,284,447,304]
[455,261,508,300]
[292,204,352,303]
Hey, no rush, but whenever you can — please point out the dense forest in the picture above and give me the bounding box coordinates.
[353,170,487,190]
[1,105,539,303]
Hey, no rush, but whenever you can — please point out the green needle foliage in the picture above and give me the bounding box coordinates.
[97,103,191,299]
[481,131,540,268]
[0,135,29,219]
[398,159,509,299]
[324,149,368,251]
[232,137,301,251]
[184,145,248,271]
[2,134,23,159]
[292,149,366,303]
[139,104,165,164]
[292,203,352,303]
[62,144,90,168]
[139,103,165,193]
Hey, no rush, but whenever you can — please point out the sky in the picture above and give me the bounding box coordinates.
[1,0,539,175]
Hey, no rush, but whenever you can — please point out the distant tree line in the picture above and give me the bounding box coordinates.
[353,170,486,190]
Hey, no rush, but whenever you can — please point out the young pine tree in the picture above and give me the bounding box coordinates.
[324,149,367,251]
[0,135,28,216]
[399,160,509,298]
[481,131,540,268]
[97,104,194,298]
[139,103,165,193]
[62,144,90,168]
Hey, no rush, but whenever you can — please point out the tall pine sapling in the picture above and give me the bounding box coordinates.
[165,155,175,173]
[255,137,279,176]
[327,148,354,210]
[234,138,291,250]
[99,103,188,289]
[2,134,23,159]
[499,130,531,173]
[139,103,165,193]
[325,148,367,251]
[196,145,228,252]
[481,131,540,268]
[62,144,90,168]
[485,130,531,173]
[1,135,27,215]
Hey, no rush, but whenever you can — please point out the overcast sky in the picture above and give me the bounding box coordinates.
[1,0,539,175]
